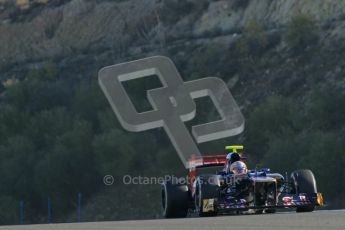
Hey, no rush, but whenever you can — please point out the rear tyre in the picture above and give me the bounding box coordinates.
[194,176,219,217]
[161,181,189,218]
[290,169,317,212]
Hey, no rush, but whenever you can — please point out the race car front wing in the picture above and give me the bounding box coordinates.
[203,192,324,213]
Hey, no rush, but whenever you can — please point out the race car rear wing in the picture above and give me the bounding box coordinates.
[188,154,227,185]
[188,154,227,169]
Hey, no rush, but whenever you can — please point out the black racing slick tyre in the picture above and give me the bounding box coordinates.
[161,181,189,218]
[290,169,317,212]
[194,176,219,217]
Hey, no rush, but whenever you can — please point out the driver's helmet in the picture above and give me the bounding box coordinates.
[229,161,248,174]
[225,152,241,173]
[226,152,241,164]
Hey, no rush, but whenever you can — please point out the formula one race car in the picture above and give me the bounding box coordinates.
[161,146,324,218]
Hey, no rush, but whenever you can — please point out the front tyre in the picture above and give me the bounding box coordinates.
[290,169,317,212]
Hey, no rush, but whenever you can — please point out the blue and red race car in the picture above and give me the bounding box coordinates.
[161,146,324,217]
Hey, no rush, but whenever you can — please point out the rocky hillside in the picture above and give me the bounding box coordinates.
[1,0,345,108]
[1,0,345,75]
